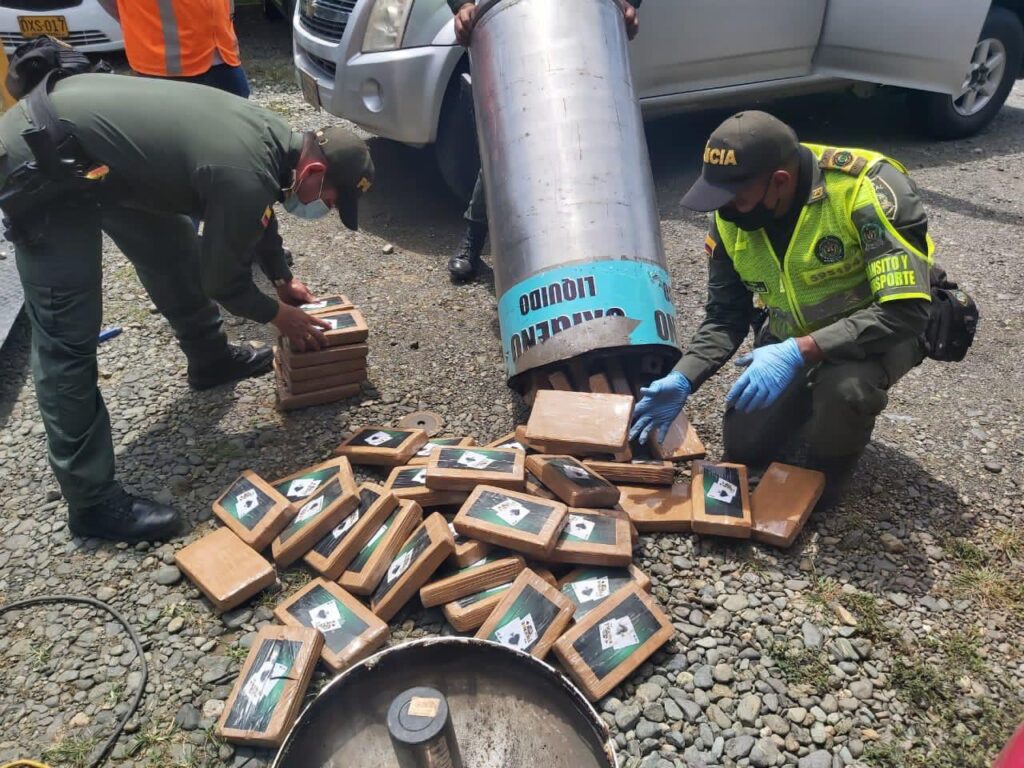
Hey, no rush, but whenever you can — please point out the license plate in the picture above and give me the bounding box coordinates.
[18,15,69,39]
[299,70,321,110]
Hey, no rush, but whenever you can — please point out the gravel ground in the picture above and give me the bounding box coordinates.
[1,10,1022,768]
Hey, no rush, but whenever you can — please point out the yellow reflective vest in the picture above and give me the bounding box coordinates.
[715,144,934,340]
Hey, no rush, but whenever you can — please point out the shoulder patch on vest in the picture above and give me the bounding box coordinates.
[819,148,867,176]
[871,176,899,221]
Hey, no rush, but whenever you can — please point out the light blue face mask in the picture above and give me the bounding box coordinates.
[284,174,331,219]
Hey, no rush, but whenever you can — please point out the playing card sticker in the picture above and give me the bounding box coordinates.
[390,468,427,490]
[494,614,538,652]
[331,510,360,538]
[571,576,610,604]
[365,431,393,447]
[566,514,595,540]
[457,451,495,470]
[571,593,662,681]
[561,567,636,619]
[549,458,611,489]
[321,312,357,331]
[558,512,617,545]
[371,525,431,604]
[416,438,461,458]
[387,550,413,583]
[493,498,531,527]
[485,585,562,656]
[286,478,321,499]
[220,476,274,529]
[466,490,551,535]
[296,495,324,523]
[224,639,300,733]
[702,465,744,519]
[707,478,738,504]
[598,616,640,651]
[287,585,371,655]
[280,478,345,543]
[236,489,258,517]
[308,600,343,633]
[436,448,517,474]
[348,428,409,450]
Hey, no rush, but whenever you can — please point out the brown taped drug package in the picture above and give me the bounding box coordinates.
[526,455,620,509]
[212,470,295,551]
[175,527,276,613]
[691,461,752,538]
[475,569,575,660]
[751,462,826,548]
[452,485,568,558]
[369,512,455,622]
[339,500,423,595]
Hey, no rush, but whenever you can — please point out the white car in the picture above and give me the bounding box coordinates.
[0,0,123,54]
[293,0,1023,200]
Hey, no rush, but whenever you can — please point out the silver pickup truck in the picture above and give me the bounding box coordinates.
[287,0,1023,199]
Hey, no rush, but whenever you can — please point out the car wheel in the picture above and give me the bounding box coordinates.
[435,65,480,204]
[912,6,1023,139]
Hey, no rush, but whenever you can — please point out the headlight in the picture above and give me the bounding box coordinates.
[362,0,415,53]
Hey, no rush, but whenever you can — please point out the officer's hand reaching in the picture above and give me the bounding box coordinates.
[454,3,477,46]
[615,0,640,40]
[628,371,692,445]
[272,302,331,352]
[276,278,317,307]
[726,338,805,413]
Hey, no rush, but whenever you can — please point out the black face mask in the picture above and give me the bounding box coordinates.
[718,178,776,231]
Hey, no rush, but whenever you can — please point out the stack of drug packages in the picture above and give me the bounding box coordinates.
[178,391,824,748]
[273,295,369,411]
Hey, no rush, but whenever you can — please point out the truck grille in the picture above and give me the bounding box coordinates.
[0,0,82,9]
[298,0,355,43]
[0,29,110,47]
[306,51,337,78]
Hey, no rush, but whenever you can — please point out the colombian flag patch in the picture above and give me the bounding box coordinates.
[704,234,716,257]
[261,206,273,228]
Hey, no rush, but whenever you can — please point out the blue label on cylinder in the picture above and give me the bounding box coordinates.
[497,260,681,377]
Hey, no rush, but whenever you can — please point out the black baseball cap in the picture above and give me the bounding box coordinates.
[316,125,375,230]
[680,111,799,212]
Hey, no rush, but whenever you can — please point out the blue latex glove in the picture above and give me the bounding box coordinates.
[629,371,692,444]
[726,338,805,413]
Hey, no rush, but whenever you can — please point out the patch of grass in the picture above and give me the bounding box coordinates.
[933,631,986,676]
[770,643,830,689]
[990,524,1024,563]
[864,740,909,768]
[41,736,99,768]
[951,566,1024,617]
[890,658,947,710]
[839,591,898,644]
[225,644,249,665]
[943,536,990,568]
[808,576,843,607]
[124,720,175,761]
[31,641,55,671]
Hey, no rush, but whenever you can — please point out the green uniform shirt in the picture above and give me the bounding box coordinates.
[677,147,930,390]
[48,74,302,323]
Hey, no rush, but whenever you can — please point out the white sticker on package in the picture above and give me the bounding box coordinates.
[571,576,610,604]
[243,660,289,702]
[331,510,360,539]
[599,616,639,651]
[286,477,321,499]
[457,451,494,470]
[235,488,259,517]
[387,550,413,583]
[707,478,738,504]
[416,442,439,457]
[493,498,530,527]
[494,614,538,651]
[308,600,343,633]
[411,469,427,485]
[567,514,595,540]
[364,430,393,447]
[563,463,590,481]
[296,495,324,523]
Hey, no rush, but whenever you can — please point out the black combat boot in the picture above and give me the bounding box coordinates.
[448,220,488,282]
[69,489,182,543]
[187,342,274,391]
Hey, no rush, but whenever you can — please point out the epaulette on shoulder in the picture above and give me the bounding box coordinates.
[819,147,867,176]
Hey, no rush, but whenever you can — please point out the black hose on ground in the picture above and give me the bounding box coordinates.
[0,595,148,768]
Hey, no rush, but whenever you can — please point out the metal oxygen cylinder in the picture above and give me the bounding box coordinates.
[469,0,681,387]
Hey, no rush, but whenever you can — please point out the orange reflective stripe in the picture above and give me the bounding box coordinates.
[119,0,240,78]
